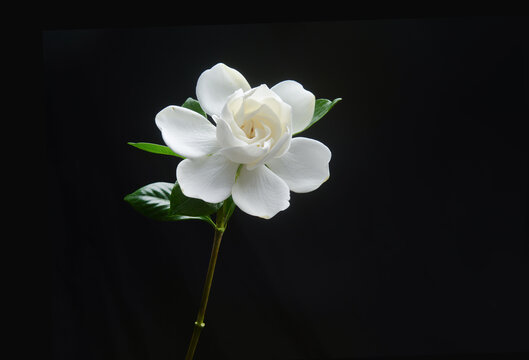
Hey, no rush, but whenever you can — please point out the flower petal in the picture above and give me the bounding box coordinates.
[246,129,291,171]
[232,165,290,219]
[215,117,247,148]
[218,144,268,164]
[266,137,331,193]
[271,80,315,134]
[155,105,219,159]
[176,154,239,203]
[196,63,251,117]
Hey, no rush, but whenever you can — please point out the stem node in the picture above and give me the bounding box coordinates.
[184,198,234,360]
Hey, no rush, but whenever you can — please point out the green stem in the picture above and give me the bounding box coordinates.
[184,199,233,360]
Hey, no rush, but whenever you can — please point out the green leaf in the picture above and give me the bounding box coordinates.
[124,182,215,227]
[223,196,236,220]
[295,98,342,135]
[182,97,207,118]
[127,142,185,159]
[170,181,222,216]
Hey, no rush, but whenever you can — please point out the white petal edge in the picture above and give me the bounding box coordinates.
[232,165,290,219]
[196,63,251,118]
[215,117,247,148]
[218,144,268,165]
[271,80,315,134]
[266,137,331,193]
[176,154,239,204]
[246,129,292,171]
[155,105,219,159]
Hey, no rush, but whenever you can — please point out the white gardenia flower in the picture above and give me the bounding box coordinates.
[155,63,331,219]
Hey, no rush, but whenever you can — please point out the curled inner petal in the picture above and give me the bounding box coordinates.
[216,84,293,168]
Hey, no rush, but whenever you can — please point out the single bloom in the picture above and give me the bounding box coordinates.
[155,63,331,219]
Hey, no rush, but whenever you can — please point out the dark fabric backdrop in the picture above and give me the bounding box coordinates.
[45,17,529,360]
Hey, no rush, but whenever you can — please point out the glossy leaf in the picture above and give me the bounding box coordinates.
[127,142,184,158]
[182,97,207,118]
[124,182,216,227]
[170,181,222,216]
[295,98,342,135]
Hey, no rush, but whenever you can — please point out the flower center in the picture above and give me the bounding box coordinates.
[240,120,256,139]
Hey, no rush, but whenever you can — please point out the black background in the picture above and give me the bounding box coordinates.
[44,16,529,360]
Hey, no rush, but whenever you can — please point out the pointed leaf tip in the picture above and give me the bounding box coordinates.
[128,142,185,158]
[181,97,207,118]
[295,97,341,135]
